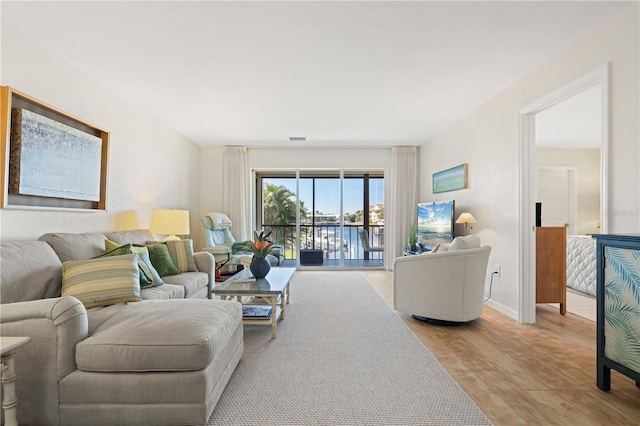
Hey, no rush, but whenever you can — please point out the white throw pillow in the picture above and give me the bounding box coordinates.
[431,243,451,253]
[449,235,481,251]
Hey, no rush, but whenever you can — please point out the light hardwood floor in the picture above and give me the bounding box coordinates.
[548,288,597,322]
[360,270,640,426]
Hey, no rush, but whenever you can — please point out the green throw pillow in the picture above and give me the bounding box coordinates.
[105,238,123,252]
[144,243,181,276]
[97,244,132,257]
[98,243,163,288]
[62,254,141,309]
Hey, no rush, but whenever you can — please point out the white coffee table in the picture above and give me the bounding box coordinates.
[212,267,295,338]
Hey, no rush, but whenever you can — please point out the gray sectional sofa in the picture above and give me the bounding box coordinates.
[0,229,244,425]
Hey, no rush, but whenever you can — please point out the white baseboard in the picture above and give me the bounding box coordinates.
[484,299,518,321]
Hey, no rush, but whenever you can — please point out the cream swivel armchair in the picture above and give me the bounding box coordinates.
[393,235,491,324]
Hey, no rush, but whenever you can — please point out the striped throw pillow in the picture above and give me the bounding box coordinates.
[62,254,142,308]
[165,239,197,272]
[103,240,164,287]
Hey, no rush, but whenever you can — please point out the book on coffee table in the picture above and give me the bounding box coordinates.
[232,275,256,283]
[242,306,272,318]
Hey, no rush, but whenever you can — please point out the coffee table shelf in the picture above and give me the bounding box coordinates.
[212,267,295,338]
[242,306,283,324]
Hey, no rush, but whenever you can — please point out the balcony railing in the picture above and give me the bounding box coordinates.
[261,224,384,261]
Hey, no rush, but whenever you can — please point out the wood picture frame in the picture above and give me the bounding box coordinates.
[433,163,468,194]
[0,87,109,211]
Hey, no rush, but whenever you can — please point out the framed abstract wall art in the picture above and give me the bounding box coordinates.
[1,86,109,210]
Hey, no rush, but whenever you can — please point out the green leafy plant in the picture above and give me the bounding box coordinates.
[242,230,274,258]
[408,223,417,250]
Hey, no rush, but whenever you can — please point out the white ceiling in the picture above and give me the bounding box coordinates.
[1,1,631,147]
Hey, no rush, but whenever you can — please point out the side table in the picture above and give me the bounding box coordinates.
[1,336,31,426]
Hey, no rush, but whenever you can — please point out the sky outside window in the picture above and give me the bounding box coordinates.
[263,176,383,216]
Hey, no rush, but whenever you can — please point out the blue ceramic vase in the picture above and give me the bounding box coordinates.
[250,257,270,279]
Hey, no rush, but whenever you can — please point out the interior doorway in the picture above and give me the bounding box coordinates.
[535,86,603,320]
[536,167,576,231]
[518,65,609,324]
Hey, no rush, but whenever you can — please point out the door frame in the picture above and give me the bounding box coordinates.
[518,64,609,323]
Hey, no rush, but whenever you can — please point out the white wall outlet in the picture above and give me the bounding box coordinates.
[493,264,501,277]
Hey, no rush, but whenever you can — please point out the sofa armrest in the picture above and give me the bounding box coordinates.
[0,296,88,381]
[194,251,215,299]
[1,296,88,424]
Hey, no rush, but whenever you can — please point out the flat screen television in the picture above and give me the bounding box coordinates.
[416,200,455,251]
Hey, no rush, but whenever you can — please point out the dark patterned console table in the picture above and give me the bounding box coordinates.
[592,234,640,391]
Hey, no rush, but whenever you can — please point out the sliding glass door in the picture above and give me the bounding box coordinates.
[256,170,384,270]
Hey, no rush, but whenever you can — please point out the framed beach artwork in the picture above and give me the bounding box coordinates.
[1,87,109,210]
[433,163,468,194]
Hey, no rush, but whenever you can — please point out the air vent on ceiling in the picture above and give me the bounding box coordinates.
[289,137,306,142]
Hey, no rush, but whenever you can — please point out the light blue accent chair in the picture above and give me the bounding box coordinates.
[200,213,284,270]
[200,214,251,268]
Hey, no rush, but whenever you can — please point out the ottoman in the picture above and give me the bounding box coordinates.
[58,299,244,425]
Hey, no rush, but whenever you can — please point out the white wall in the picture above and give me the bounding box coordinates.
[419,4,639,319]
[0,27,202,241]
[248,147,390,170]
[537,149,601,235]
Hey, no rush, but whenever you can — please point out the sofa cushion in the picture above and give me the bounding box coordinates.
[77,299,242,372]
[140,283,186,300]
[449,235,481,251]
[104,229,155,245]
[62,254,142,309]
[39,232,108,262]
[161,272,208,298]
[0,241,63,303]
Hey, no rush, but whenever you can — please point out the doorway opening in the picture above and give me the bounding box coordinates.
[518,65,609,323]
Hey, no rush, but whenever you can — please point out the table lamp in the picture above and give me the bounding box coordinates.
[151,209,190,241]
[455,212,476,236]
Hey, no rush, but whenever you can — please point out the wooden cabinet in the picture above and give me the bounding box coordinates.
[592,234,640,391]
[536,227,567,314]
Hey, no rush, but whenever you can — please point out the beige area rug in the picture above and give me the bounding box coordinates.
[208,272,491,425]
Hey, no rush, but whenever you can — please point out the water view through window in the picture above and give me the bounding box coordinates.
[257,173,384,268]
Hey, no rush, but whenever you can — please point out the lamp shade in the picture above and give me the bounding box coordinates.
[455,212,477,226]
[151,209,190,240]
